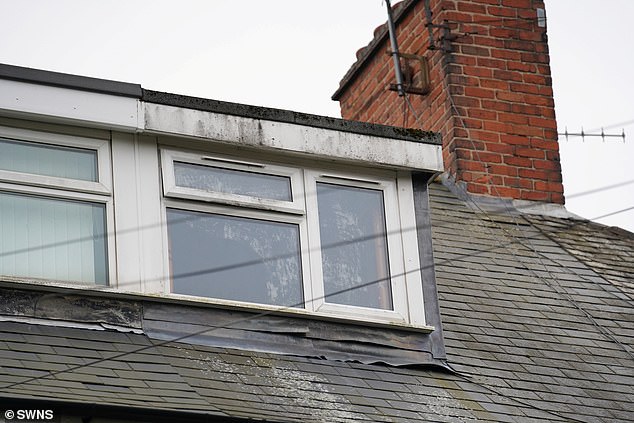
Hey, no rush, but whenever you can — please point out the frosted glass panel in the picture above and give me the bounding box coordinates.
[167,208,303,307]
[317,183,392,310]
[0,192,107,284]
[174,161,292,201]
[0,138,98,181]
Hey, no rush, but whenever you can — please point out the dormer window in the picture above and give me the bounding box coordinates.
[161,148,426,326]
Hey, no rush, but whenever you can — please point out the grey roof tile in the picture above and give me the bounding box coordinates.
[0,180,633,422]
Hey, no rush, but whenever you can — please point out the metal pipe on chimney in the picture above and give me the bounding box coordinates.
[385,0,405,96]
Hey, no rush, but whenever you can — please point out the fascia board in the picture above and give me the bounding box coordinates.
[143,102,443,172]
[0,79,141,131]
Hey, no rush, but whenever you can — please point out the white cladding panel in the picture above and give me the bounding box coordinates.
[0,79,140,131]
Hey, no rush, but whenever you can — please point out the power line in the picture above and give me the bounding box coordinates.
[592,205,634,221]
[1,174,630,263]
[1,204,623,393]
[3,147,632,420]
[567,178,634,199]
[403,77,634,361]
[403,90,634,423]
[587,118,634,133]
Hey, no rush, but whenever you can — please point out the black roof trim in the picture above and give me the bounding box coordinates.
[332,0,418,101]
[143,89,440,145]
[0,63,142,98]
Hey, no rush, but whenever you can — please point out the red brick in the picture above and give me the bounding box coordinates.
[464,86,495,99]
[466,182,489,194]
[482,99,512,112]
[519,31,544,42]
[480,79,509,90]
[507,61,536,72]
[471,129,501,143]
[494,186,521,198]
[521,52,550,64]
[335,0,561,204]
[546,171,562,182]
[504,156,531,167]
[551,193,565,204]
[463,67,493,78]
[468,108,497,120]
[444,10,476,22]
[486,143,514,154]
[458,159,487,172]
[516,147,545,159]
[496,91,525,102]
[461,45,491,57]
[494,70,524,82]
[510,124,544,137]
[521,190,549,201]
[461,171,484,182]
[453,95,481,107]
[473,36,505,49]
[522,94,554,107]
[481,121,510,133]
[504,40,536,53]
[457,1,487,13]
[490,28,519,39]
[498,112,529,125]
[501,135,531,146]
[461,117,484,129]
[532,159,559,170]
[472,151,502,163]
[530,139,559,150]
[453,54,478,65]
[502,0,532,8]
[518,168,549,180]
[487,6,517,17]
[510,104,541,116]
[488,164,518,176]
[505,177,533,189]
[535,181,564,193]
[455,138,486,150]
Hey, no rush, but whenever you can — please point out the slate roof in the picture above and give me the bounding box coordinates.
[1,181,633,422]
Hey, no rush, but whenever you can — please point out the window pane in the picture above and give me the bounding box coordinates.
[0,192,107,284]
[0,138,98,182]
[167,209,303,307]
[174,161,292,201]
[317,183,392,310]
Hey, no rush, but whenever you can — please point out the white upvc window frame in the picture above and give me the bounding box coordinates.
[304,169,411,324]
[161,149,304,215]
[0,126,111,195]
[160,147,426,326]
[161,199,313,308]
[0,125,115,286]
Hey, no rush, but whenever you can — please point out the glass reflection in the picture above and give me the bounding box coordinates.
[167,208,303,307]
[316,183,392,310]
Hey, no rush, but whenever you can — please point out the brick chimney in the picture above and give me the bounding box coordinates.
[333,0,563,204]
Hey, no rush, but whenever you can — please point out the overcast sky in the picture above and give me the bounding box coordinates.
[1,0,632,232]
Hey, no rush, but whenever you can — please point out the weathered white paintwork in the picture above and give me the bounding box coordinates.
[143,103,443,172]
[0,80,443,172]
